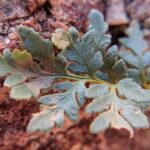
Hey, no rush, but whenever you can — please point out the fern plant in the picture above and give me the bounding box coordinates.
[119,21,150,88]
[0,10,150,138]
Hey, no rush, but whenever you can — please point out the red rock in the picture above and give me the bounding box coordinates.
[34,8,47,22]
[0,0,29,21]
[127,0,150,20]
[8,32,19,40]
[27,0,47,12]
[23,17,42,32]
[0,41,5,52]
[4,38,10,45]
[43,32,51,38]
[0,22,9,34]
[8,40,21,50]
[106,0,129,26]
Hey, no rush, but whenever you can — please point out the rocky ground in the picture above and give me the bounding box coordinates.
[0,0,150,150]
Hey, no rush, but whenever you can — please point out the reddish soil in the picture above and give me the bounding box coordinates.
[0,85,150,150]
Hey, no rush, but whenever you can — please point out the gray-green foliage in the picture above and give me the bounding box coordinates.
[86,78,150,137]
[62,28,104,76]
[0,9,150,137]
[119,21,150,87]
[18,26,53,61]
[0,48,56,99]
[28,81,86,131]
[61,10,127,81]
